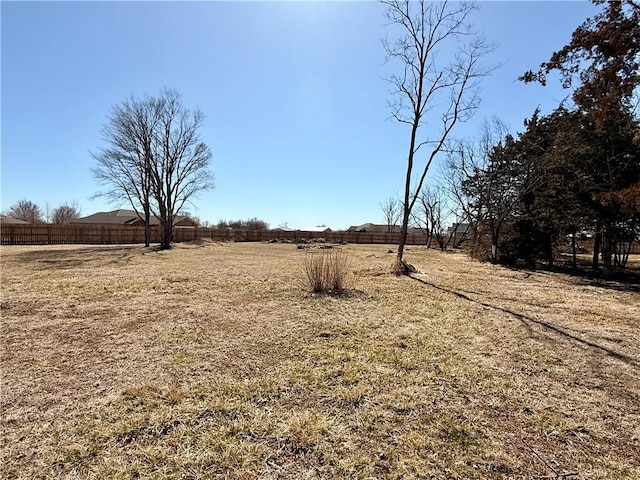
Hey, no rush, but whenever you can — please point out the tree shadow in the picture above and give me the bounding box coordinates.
[538,259,640,294]
[7,245,154,270]
[409,275,639,368]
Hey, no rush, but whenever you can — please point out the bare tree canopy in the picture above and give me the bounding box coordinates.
[7,199,43,224]
[149,90,215,248]
[382,0,494,274]
[217,218,270,230]
[442,117,509,257]
[92,89,214,249]
[411,184,454,250]
[380,196,401,232]
[51,203,81,224]
[92,93,163,246]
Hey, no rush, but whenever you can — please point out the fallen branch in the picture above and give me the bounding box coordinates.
[524,440,579,479]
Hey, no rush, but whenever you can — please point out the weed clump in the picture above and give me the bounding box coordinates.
[303,249,351,294]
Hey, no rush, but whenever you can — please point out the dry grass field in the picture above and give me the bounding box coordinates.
[1,242,639,479]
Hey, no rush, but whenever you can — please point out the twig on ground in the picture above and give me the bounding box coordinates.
[524,440,579,479]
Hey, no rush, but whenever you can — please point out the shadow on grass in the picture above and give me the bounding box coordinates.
[409,275,639,368]
[531,256,640,294]
[8,245,156,270]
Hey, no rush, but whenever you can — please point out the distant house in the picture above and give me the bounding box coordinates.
[447,222,471,247]
[71,209,197,227]
[271,225,332,233]
[0,215,30,225]
[447,223,470,235]
[301,225,332,233]
[348,223,397,233]
[348,223,422,235]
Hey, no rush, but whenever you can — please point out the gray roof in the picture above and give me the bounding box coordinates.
[0,215,30,224]
[71,209,193,226]
[348,223,424,235]
[301,226,332,233]
[348,223,401,233]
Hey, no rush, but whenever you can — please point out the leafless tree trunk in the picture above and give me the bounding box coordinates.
[149,89,215,249]
[92,89,214,249]
[92,94,162,247]
[380,195,401,232]
[382,0,493,274]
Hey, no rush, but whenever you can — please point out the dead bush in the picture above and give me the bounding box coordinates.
[303,249,351,294]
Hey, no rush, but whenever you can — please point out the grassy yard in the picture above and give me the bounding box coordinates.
[1,242,639,479]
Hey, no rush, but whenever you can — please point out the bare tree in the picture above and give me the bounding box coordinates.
[219,218,270,230]
[7,199,42,223]
[191,217,213,228]
[380,195,401,232]
[149,90,215,249]
[93,89,214,249]
[43,202,52,224]
[51,202,81,224]
[93,94,161,246]
[411,184,453,250]
[442,117,509,250]
[382,0,493,274]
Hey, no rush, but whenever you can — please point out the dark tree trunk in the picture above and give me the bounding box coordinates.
[395,119,419,274]
[546,233,554,270]
[143,206,151,248]
[395,209,410,274]
[161,222,173,250]
[601,221,613,279]
[490,224,500,264]
[571,231,577,271]
[592,227,601,271]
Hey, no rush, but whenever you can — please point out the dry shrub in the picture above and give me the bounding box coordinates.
[303,249,351,294]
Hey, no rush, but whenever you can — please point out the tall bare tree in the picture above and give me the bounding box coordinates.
[7,199,42,223]
[93,94,162,246]
[382,0,493,274]
[149,90,215,249]
[51,202,81,224]
[380,195,401,232]
[93,89,214,249]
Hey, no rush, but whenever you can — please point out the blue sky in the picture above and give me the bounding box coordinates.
[1,1,598,230]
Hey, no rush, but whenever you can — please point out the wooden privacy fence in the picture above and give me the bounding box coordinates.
[0,224,430,246]
[3,225,638,253]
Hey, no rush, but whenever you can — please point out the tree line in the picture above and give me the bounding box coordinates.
[3,199,81,225]
[384,0,639,279]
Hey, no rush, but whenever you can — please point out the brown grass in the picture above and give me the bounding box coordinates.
[1,243,639,479]
[303,249,352,294]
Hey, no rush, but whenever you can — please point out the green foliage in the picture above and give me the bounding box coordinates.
[478,0,640,274]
